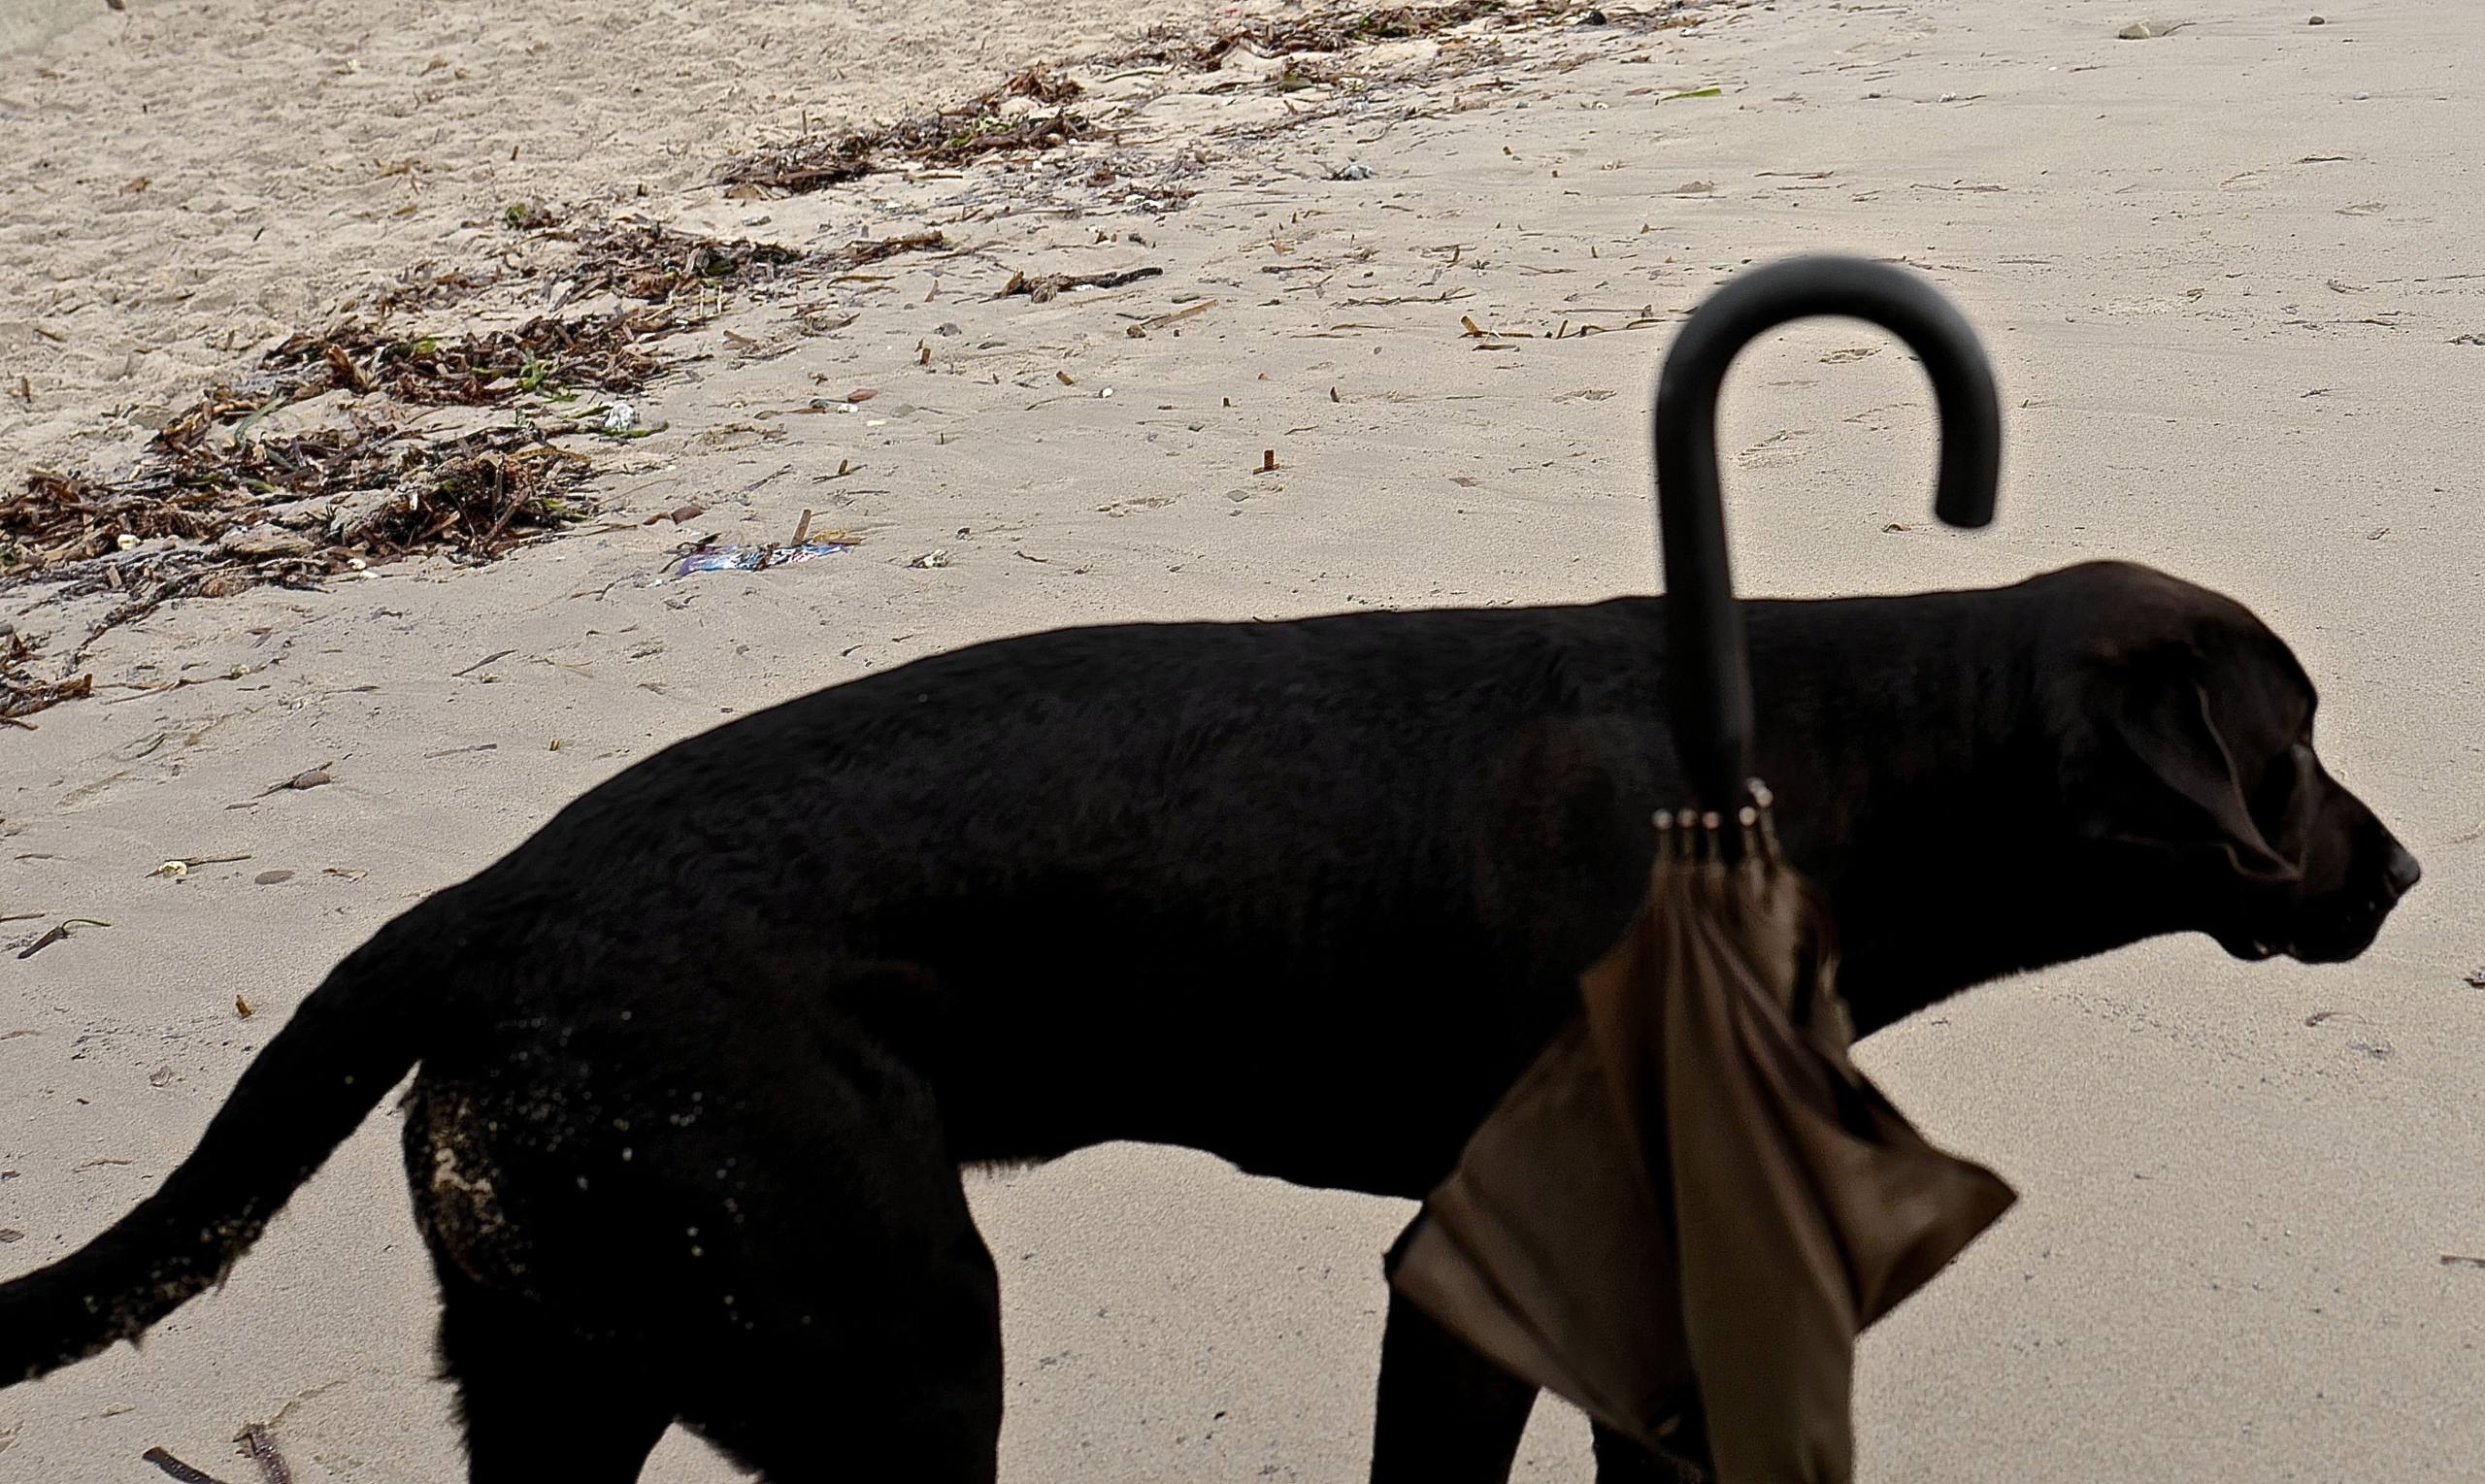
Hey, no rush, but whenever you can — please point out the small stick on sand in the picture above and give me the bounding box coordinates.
[17,918,108,961]
[141,1448,241,1484]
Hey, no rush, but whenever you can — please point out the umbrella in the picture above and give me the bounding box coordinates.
[1387,256,2019,1482]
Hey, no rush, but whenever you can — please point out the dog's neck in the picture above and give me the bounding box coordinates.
[1743,590,2193,1036]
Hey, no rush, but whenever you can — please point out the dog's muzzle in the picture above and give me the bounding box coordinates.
[2252,841,2423,965]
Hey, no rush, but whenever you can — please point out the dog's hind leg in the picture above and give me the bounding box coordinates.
[669,1026,1003,1482]
[681,1249,1003,1484]
[404,1076,679,1482]
[433,1266,675,1484]
[1369,1286,1540,1484]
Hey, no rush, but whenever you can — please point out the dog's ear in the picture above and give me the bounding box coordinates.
[2064,646,2300,884]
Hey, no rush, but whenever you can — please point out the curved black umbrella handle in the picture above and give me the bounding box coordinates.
[1654,255,2003,810]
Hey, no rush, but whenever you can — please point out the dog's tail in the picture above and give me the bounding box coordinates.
[0,914,437,1385]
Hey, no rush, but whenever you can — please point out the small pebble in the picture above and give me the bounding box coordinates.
[254,870,294,886]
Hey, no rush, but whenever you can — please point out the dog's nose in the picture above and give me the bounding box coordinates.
[2383,844,2423,900]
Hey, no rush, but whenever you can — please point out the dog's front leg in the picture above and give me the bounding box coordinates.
[1591,1416,1712,1484]
[1368,1288,1717,1484]
[1369,1283,1540,1483]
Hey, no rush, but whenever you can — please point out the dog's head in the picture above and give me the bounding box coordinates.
[2043,563,2420,965]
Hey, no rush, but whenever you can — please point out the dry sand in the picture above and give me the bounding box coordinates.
[4,0,2480,1479]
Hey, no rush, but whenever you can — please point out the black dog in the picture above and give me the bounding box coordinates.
[0,560,2418,1484]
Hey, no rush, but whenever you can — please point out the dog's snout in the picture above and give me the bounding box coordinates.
[2383,843,2423,900]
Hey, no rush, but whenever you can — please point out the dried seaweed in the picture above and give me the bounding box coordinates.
[0,311,664,719]
[551,219,808,304]
[529,217,947,302]
[721,109,1091,193]
[997,66,1085,107]
[17,424,589,568]
[998,266,1165,303]
[2,630,91,722]
[837,230,950,267]
[1115,0,1705,80]
[4,423,589,636]
[718,5,1673,199]
[370,260,506,315]
[1110,0,1541,70]
[258,309,675,405]
[720,68,1094,195]
[915,107,1092,165]
[717,138,878,194]
[0,446,593,721]
[0,190,971,723]
[1190,0,1521,66]
[376,213,937,319]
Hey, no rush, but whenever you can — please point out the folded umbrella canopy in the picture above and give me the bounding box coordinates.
[1387,256,2019,1482]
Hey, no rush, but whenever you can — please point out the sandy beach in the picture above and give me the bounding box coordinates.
[4,0,2479,1479]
